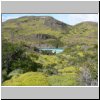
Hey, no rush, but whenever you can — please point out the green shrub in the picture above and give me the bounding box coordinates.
[48,75,79,86]
[2,72,49,86]
[37,55,58,68]
[2,69,8,82]
[58,66,79,73]
[8,69,24,78]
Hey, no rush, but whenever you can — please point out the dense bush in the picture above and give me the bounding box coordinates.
[63,43,98,85]
[2,39,25,74]
[2,40,98,86]
[2,39,43,82]
[2,72,49,86]
[2,69,8,82]
[58,66,80,74]
[8,69,24,78]
[48,75,79,86]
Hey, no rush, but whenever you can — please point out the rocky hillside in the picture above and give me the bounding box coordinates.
[2,16,72,48]
[2,16,71,36]
[2,16,98,48]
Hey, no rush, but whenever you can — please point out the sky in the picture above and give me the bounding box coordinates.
[2,14,98,25]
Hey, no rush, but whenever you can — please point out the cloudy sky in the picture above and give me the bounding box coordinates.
[2,14,98,25]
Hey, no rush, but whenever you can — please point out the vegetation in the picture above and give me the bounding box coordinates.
[2,72,49,86]
[2,16,98,86]
[48,74,79,86]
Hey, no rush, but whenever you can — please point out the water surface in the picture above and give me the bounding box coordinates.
[39,48,64,53]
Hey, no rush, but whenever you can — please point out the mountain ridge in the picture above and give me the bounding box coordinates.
[2,16,98,48]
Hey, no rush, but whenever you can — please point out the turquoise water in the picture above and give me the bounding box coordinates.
[39,48,64,53]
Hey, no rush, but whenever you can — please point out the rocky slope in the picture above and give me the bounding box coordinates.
[2,16,98,48]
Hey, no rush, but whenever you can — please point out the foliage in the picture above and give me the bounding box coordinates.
[8,69,24,78]
[58,66,80,74]
[69,21,98,35]
[2,39,43,75]
[2,72,49,86]
[2,69,8,82]
[48,75,79,86]
[2,39,25,74]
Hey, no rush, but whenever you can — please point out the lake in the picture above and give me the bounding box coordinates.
[39,48,64,53]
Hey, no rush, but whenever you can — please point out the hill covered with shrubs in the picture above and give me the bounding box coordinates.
[2,16,98,86]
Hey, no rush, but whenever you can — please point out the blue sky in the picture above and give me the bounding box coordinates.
[2,14,98,25]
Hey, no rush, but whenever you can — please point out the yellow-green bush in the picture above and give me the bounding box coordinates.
[58,66,80,73]
[2,72,49,86]
[77,52,84,57]
[48,74,79,86]
[37,55,58,68]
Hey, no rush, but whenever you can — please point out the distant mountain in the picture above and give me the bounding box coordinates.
[2,16,71,36]
[2,16,98,48]
[69,21,98,35]
[2,16,71,48]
